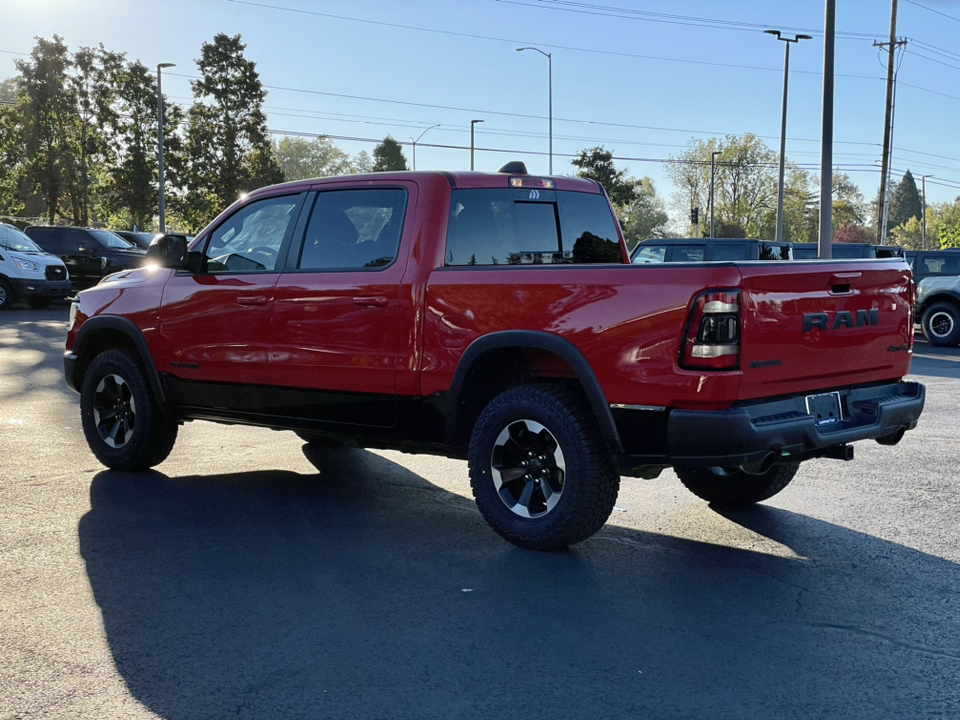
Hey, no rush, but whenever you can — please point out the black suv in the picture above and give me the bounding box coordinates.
[24,226,146,290]
[792,243,906,260]
[630,237,792,263]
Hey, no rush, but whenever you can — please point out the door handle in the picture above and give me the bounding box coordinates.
[237,296,269,306]
[353,296,388,308]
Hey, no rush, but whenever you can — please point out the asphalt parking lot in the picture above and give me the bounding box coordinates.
[2,302,960,719]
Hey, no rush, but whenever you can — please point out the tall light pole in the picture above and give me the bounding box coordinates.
[820,0,836,259]
[516,47,552,174]
[921,174,933,250]
[709,150,721,237]
[157,62,176,233]
[470,119,484,170]
[765,30,812,244]
[410,124,440,171]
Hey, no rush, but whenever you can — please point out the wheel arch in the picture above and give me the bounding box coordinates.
[447,331,623,455]
[918,289,960,317]
[70,316,169,411]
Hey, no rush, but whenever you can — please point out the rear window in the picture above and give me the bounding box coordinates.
[445,189,621,265]
[759,244,791,260]
[712,242,747,261]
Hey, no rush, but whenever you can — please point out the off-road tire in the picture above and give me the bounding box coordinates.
[80,348,178,471]
[468,383,620,551]
[921,301,960,347]
[27,297,54,310]
[675,462,800,506]
[0,279,12,310]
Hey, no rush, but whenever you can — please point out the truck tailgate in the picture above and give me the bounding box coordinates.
[737,260,914,401]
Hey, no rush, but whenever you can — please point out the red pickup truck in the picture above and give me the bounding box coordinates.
[64,165,924,550]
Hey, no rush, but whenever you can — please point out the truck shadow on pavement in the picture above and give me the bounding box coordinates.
[79,447,960,720]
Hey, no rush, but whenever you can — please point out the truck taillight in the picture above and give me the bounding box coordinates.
[680,290,741,370]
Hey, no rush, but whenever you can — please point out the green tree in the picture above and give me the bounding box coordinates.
[618,177,668,250]
[0,103,24,214]
[99,59,183,230]
[834,223,869,243]
[572,146,638,207]
[353,150,373,173]
[372,136,407,171]
[665,134,783,239]
[888,170,922,232]
[0,78,15,104]
[890,216,923,250]
[273,135,353,181]
[14,36,78,223]
[180,33,282,229]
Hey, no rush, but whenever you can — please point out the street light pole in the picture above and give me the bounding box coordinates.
[410,124,440,171]
[820,0,836,259]
[517,47,552,174]
[921,174,933,250]
[156,62,176,233]
[470,119,484,170]
[710,150,721,238]
[765,30,812,244]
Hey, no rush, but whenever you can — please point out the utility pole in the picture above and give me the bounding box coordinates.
[876,0,902,245]
[819,0,836,259]
[709,150,721,238]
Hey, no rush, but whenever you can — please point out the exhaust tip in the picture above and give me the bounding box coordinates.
[740,452,776,476]
[876,427,906,446]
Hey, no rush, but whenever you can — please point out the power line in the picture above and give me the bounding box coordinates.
[903,0,960,24]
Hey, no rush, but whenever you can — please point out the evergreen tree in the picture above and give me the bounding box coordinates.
[888,170,922,231]
[572,146,638,207]
[181,33,282,229]
[372,136,408,171]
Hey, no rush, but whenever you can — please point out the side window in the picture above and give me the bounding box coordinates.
[673,244,705,262]
[713,243,747,261]
[557,191,623,263]
[446,189,561,265]
[923,254,960,276]
[631,245,667,264]
[34,232,62,254]
[205,194,300,273]
[63,230,86,254]
[758,244,789,261]
[298,188,406,270]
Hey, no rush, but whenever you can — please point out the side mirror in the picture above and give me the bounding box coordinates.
[145,234,189,269]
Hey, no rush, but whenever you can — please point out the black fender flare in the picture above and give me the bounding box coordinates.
[447,330,624,454]
[918,289,960,317]
[68,315,169,411]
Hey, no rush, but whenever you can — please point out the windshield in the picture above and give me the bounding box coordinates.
[87,229,139,249]
[0,224,44,253]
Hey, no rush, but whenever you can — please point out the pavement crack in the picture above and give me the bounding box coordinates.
[803,622,960,660]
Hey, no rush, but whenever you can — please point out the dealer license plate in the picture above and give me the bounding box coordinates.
[805,391,843,426]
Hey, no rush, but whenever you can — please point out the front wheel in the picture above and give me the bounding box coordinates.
[468,383,620,551]
[675,462,800,506]
[921,301,960,346]
[0,279,13,309]
[80,348,178,471]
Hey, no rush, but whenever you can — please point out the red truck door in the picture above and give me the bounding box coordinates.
[157,193,306,406]
[270,186,413,427]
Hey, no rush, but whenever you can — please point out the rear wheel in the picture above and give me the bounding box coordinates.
[0,279,12,309]
[468,383,620,551]
[80,348,178,471]
[921,301,960,346]
[675,462,800,506]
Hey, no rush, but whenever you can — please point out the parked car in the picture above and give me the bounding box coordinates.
[24,226,147,290]
[64,164,923,550]
[0,223,71,309]
[904,249,960,283]
[112,230,156,250]
[630,237,792,263]
[792,243,906,260]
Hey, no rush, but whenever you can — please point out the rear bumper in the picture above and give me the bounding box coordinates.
[665,380,925,468]
[613,380,925,473]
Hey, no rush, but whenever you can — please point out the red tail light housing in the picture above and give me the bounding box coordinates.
[680,289,741,370]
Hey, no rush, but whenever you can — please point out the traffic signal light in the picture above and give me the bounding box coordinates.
[690,207,699,225]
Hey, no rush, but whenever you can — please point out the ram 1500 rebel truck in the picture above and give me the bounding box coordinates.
[63,165,925,550]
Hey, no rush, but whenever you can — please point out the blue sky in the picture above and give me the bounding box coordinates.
[3,0,960,223]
